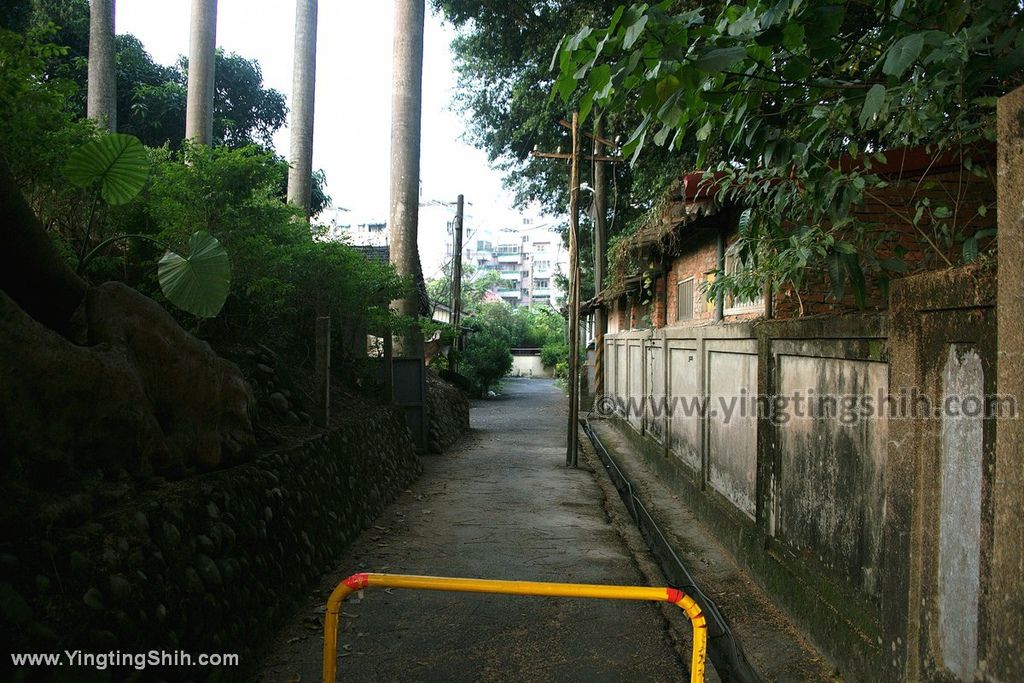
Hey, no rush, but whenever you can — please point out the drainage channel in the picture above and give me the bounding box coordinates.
[581,418,760,683]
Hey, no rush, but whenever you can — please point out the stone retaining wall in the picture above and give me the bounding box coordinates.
[426,371,470,453]
[1,410,422,681]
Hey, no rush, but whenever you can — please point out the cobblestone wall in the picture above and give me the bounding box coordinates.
[1,410,422,681]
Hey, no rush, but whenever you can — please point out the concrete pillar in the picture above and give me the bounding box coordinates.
[987,83,1024,681]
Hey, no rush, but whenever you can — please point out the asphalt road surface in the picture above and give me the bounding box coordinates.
[259,378,687,682]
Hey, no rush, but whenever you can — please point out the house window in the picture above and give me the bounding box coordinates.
[534,260,551,272]
[534,278,550,289]
[677,278,694,321]
[534,242,548,252]
[724,253,765,312]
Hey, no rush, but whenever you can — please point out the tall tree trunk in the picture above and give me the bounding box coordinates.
[388,0,425,330]
[185,0,217,145]
[86,0,116,131]
[287,0,318,217]
[0,162,86,336]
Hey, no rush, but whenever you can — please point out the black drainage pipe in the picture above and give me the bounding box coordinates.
[582,418,760,683]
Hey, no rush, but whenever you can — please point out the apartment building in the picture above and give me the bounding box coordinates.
[464,221,567,308]
[333,209,568,309]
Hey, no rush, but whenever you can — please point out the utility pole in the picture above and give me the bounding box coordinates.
[592,117,608,401]
[450,194,465,372]
[566,114,582,467]
[531,118,621,468]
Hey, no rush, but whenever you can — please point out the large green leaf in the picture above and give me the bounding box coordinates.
[157,231,231,318]
[827,251,845,301]
[63,133,149,205]
[840,252,867,308]
[859,84,886,127]
[693,47,747,73]
[623,14,648,49]
[882,33,924,77]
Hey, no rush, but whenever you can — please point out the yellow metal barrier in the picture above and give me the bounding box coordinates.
[323,572,707,682]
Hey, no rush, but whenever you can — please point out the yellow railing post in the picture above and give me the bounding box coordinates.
[322,572,707,682]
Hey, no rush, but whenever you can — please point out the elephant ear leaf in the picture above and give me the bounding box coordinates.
[64,133,149,205]
[158,231,231,318]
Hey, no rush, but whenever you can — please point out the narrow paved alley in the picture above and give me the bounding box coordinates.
[259,378,687,682]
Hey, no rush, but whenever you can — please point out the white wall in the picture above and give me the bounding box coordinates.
[509,355,553,378]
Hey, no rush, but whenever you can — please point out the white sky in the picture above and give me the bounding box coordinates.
[116,0,547,228]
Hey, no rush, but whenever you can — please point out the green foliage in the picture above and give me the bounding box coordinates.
[63,132,149,205]
[58,131,232,317]
[157,231,231,318]
[427,262,503,316]
[115,34,184,146]
[458,301,568,394]
[462,301,515,395]
[510,305,565,350]
[0,23,405,350]
[16,0,287,151]
[433,0,695,260]
[541,341,569,369]
[0,25,93,187]
[100,143,406,343]
[557,0,1019,306]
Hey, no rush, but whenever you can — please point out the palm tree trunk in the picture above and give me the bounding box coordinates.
[388,0,425,327]
[286,0,319,216]
[185,0,217,145]
[86,0,116,131]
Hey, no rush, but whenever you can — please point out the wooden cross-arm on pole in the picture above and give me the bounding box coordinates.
[529,151,625,163]
[557,119,618,148]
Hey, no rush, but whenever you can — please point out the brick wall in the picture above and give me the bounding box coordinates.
[651,275,667,328]
[665,233,718,326]
[774,168,996,318]
[602,160,995,331]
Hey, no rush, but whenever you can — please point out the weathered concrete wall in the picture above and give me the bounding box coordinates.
[706,343,758,518]
[602,314,891,679]
[774,346,888,598]
[644,338,665,442]
[988,83,1024,682]
[889,265,996,681]
[1,410,422,681]
[627,339,644,433]
[938,346,984,680]
[667,339,701,471]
